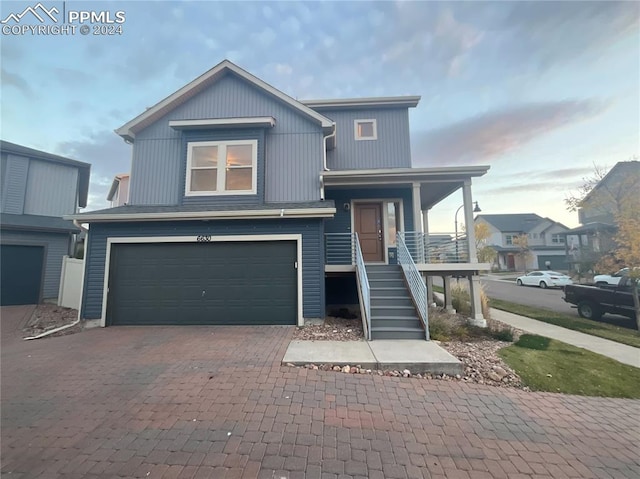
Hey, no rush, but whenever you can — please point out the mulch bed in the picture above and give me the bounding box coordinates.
[23,304,82,339]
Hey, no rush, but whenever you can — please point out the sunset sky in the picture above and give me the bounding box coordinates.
[2,1,638,231]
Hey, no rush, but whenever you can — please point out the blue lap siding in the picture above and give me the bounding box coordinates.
[81,218,325,322]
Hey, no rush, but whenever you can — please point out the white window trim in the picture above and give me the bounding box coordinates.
[99,235,304,328]
[185,139,258,196]
[354,119,378,141]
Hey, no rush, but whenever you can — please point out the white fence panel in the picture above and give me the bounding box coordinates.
[57,256,83,310]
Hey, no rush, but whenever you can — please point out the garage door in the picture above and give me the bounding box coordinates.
[1,245,44,305]
[537,255,567,271]
[106,241,297,326]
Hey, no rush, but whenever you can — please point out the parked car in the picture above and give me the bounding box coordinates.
[563,276,635,320]
[593,268,629,286]
[516,271,573,289]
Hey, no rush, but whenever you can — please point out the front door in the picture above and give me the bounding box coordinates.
[354,203,384,262]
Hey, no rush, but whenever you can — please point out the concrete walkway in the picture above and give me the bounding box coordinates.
[491,308,640,368]
[283,339,463,375]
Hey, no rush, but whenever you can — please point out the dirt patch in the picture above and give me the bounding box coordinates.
[23,304,82,339]
[293,316,364,341]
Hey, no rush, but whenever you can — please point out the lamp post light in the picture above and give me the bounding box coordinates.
[454,201,481,263]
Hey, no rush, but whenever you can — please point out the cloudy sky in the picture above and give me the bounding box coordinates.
[2,0,639,231]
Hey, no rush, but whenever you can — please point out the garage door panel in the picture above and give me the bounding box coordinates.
[1,245,44,305]
[107,241,297,326]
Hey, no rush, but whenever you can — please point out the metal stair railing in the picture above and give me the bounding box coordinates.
[396,232,429,340]
[325,233,356,265]
[354,233,371,341]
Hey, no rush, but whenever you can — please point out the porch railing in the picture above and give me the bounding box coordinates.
[325,233,355,265]
[397,233,429,340]
[354,233,371,341]
[399,232,470,264]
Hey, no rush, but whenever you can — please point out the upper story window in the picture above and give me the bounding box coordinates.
[551,234,565,244]
[354,119,377,141]
[505,234,516,245]
[186,140,257,196]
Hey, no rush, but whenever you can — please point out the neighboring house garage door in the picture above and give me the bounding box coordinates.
[107,241,297,326]
[537,255,567,271]
[1,245,44,305]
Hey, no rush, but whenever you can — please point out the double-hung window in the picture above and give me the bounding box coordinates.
[186,140,257,196]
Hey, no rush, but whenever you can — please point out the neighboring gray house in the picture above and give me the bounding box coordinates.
[475,214,570,271]
[69,60,489,337]
[1,141,90,305]
[565,160,640,272]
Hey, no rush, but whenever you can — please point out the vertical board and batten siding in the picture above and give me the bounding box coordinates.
[180,129,265,205]
[324,187,415,235]
[24,160,79,216]
[2,154,30,214]
[1,230,71,298]
[81,218,325,321]
[322,108,412,170]
[129,73,324,206]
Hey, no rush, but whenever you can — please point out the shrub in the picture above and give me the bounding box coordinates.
[450,282,491,319]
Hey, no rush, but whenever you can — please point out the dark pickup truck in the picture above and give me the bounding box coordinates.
[563,277,636,320]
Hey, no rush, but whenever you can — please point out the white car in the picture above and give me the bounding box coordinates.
[516,271,573,289]
[593,268,629,286]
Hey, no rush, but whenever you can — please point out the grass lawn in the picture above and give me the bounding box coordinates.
[490,298,640,348]
[499,334,640,398]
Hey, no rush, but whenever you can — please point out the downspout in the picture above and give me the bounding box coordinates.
[322,122,336,172]
[320,123,336,201]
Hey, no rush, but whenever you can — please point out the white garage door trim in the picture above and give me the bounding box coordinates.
[101,234,304,327]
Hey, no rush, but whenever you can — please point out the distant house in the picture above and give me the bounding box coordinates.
[107,173,130,207]
[1,141,90,305]
[566,160,640,272]
[475,214,570,271]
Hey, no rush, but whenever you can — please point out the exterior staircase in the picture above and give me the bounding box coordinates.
[366,264,425,340]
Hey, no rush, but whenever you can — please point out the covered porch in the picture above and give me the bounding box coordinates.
[322,166,490,326]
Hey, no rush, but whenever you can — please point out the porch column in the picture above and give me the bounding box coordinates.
[412,183,423,233]
[462,180,486,326]
[462,180,478,263]
[442,275,455,312]
[468,275,487,327]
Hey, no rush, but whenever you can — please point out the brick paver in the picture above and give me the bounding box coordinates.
[1,315,639,478]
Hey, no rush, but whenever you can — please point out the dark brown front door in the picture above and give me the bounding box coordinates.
[354,203,384,262]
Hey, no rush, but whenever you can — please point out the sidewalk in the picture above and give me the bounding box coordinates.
[491,308,640,368]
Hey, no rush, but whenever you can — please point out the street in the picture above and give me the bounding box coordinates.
[433,276,636,328]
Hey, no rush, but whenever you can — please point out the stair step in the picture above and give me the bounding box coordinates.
[372,317,422,329]
[370,327,425,340]
[369,287,408,297]
[371,306,418,318]
[365,265,402,271]
[371,297,414,307]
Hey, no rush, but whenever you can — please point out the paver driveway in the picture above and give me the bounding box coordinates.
[1,311,639,479]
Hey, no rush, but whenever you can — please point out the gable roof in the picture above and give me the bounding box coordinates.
[115,60,334,141]
[475,213,546,233]
[0,140,91,208]
[582,160,640,204]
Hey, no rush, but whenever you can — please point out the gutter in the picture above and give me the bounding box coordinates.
[64,207,337,223]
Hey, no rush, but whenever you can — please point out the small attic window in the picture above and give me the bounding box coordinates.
[354,119,377,141]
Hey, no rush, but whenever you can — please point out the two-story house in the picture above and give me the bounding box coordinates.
[69,60,489,339]
[475,213,570,271]
[565,160,640,271]
[1,141,90,305]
